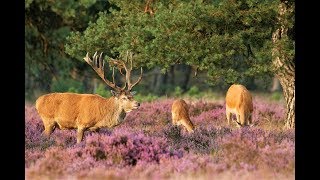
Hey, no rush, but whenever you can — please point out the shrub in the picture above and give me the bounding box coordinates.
[95,83,111,97]
[50,77,84,93]
[134,93,159,102]
[271,92,283,101]
[174,86,183,96]
[186,86,200,97]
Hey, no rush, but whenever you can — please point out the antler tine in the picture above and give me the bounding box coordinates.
[84,52,91,64]
[93,51,98,67]
[120,81,127,91]
[123,52,131,90]
[84,52,121,91]
[99,52,104,69]
[88,51,142,92]
[128,67,143,91]
[112,67,115,84]
[116,51,143,91]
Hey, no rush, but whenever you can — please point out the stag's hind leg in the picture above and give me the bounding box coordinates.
[42,118,56,136]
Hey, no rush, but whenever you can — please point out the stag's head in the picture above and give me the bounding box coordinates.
[83,51,143,113]
[110,90,140,112]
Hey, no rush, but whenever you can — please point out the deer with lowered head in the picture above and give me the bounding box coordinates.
[225,84,253,127]
[171,99,195,133]
[35,51,143,143]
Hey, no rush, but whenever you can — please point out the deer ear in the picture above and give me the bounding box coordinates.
[111,90,119,97]
[130,91,137,96]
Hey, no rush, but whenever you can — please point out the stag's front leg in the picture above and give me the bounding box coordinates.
[77,127,85,143]
[42,118,56,136]
[235,114,242,128]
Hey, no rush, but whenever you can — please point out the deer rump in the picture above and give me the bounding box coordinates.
[225,84,253,126]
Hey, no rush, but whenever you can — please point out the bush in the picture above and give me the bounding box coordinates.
[134,93,159,102]
[51,78,84,93]
[95,83,111,97]
[271,92,283,101]
[186,86,200,97]
[174,86,183,96]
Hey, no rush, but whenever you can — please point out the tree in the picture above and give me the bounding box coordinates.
[65,0,294,128]
[25,0,113,98]
[66,0,275,79]
[271,0,295,128]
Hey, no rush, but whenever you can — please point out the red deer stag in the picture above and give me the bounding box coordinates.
[35,51,143,143]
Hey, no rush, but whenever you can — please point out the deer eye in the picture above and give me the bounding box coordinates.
[121,97,128,100]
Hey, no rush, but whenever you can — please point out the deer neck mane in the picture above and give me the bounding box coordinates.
[103,96,127,126]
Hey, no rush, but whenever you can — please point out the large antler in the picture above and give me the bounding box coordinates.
[84,52,126,91]
[109,51,143,91]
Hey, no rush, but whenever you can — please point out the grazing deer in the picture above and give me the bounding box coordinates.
[225,84,253,127]
[35,51,143,143]
[171,99,195,133]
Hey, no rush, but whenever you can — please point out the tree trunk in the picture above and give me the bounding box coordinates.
[152,69,157,90]
[272,1,295,129]
[181,65,191,92]
[278,75,295,128]
[153,67,166,95]
[169,65,175,86]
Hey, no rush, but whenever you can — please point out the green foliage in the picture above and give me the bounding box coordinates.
[26,0,294,98]
[271,92,283,101]
[134,93,159,103]
[186,86,200,97]
[25,0,33,8]
[25,0,111,95]
[174,86,183,97]
[65,0,281,86]
[95,83,111,97]
[51,78,84,93]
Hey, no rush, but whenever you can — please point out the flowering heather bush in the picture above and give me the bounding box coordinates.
[124,99,173,134]
[25,97,294,179]
[215,127,295,172]
[162,125,232,154]
[252,98,287,130]
[191,104,226,127]
[188,100,224,117]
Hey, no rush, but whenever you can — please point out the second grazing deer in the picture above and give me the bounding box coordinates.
[171,99,195,133]
[225,84,253,127]
[35,51,143,143]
